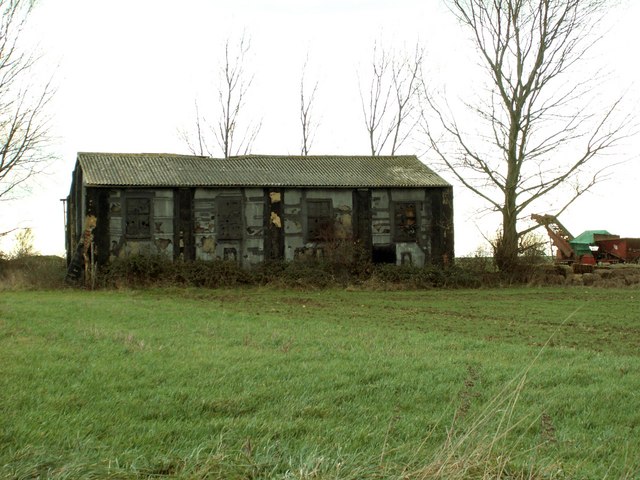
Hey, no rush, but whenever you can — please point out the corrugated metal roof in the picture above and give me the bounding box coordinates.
[77,152,451,188]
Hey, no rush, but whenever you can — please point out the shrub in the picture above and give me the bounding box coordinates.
[179,259,252,288]
[98,255,485,290]
[11,228,36,258]
[99,254,172,287]
[99,255,252,289]
[367,264,481,290]
[279,260,337,288]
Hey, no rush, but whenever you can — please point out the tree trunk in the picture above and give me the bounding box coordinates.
[496,102,523,272]
[496,208,519,272]
[496,170,519,272]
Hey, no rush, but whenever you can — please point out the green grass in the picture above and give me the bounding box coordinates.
[1,287,639,479]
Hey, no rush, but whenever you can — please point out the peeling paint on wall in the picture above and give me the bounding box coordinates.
[334,205,352,240]
[396,242,425,267]
[195,221,215,233]
[269,192,281,203]
[372,222,391,234]
[246,226,264,236]
[270,212,282,228]
[285,220,302,235]
[155,238,172,251]
[200,236,216,254]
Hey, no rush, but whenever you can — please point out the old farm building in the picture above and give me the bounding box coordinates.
[65,153,453,274]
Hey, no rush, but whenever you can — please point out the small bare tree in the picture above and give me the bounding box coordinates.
[182,35,261,158]
[0,0,54,203]
[359,42,424,156]
[11,226,34,258]
[422,0,631,271]
[299,57,319,156]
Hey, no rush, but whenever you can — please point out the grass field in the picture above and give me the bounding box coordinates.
[1,287,639,479]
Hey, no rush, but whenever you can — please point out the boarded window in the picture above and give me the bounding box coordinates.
[394,202,418,242]
[217,197,242,240]
[125,197,151,239]
[307,199,333,241]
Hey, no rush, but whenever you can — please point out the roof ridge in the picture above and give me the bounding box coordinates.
[79,152,420,160]
[78,151,215,158]
[231,153,418,159]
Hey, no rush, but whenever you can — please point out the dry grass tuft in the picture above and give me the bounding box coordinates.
[0,255,66,290]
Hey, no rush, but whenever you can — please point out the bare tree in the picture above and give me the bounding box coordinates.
[422,0,631,271]
[300,57,319,156]
[182,35,261,158]
[0,0,54,204]
[360,43,391,156]
[359,42,424,156]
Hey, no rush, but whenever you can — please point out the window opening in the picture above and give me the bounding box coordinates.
[307,199,333,241]
[217,197,243,240]
[394,202,418,242]
[125,197,151,239]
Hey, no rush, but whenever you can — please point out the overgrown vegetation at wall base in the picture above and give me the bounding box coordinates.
[1,288,639,479]
[96,255,640,289]
[2,254,481,290]
[2,254,640,290]
[99,255,482,289]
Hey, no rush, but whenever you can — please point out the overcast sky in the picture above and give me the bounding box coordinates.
[1,0,639,257]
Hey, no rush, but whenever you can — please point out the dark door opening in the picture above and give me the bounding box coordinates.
[174,188,195,261]
[353,189,372,260]
[372,245,397,264]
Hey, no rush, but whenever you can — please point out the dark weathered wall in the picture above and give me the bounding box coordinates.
[426,186,455,266]
[264,188,284,261]
[65,165,86,266]
[192,187,264,264]
[369,187,455,266]
[105,189,173,259]
[283,188,354,261]
[85,187,110,266]
[72,184,454,269]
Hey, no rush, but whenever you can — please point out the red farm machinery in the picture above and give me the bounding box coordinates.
[531,214,640,268]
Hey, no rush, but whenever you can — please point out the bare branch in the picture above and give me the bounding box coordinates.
[424,0,631,270]
[389,44,424,155]
[182,34,259,159]
[300,55,319,156]
[0,0,55,203]
[0,226,18,237]
[359,41,424,156]
[179,101,213,157]
[358,42,391,156]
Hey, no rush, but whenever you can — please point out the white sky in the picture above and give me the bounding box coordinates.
[1,0,639,257]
